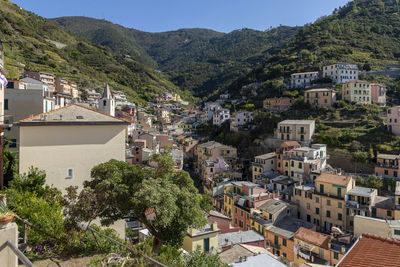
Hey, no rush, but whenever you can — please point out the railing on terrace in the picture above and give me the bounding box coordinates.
[0,240,34,267]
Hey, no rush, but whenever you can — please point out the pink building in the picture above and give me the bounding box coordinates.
[155,134,174,149]
[207,211,240,234]
[387,106,400,136]
[371,83,386,105]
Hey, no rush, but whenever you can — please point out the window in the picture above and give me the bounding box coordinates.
[235,207,237,214]
[384,170,389,175]
[283,252,287,258]
[307,214,311,222]
[394,230,400,235]
[337,188,342,198]
[67,168,74,179]
[334,252,339,260]
[4,99,8,110]
[387,210,392,217]
[247,214,249,220]
[327,199,331,206]
[203,238,210,252]
[306,203,310,209]
[338,202,342,208]
[320,184,324,194]
[291,161,294,167]
[298,162,302,169]
[327,210,331,218]
[316,208,320,215]
[239,221,244,228]
[315,197,319,203]
[274,235,279,246]
[338,213,342,221]
[283,239,287,247]
[350,220,353,227]
[241,210,243,217]
[9,139,17,148]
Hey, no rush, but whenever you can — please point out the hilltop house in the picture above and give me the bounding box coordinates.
[304,88,337,108]
[323,63,359,84]
[290,71,319,88]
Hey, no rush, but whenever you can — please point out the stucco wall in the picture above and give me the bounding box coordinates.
[19,124,126,192]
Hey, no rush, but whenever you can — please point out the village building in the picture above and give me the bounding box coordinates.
[263,97,294,111]
[304,88,337,108]
[290,71,319,88]
[387,106,400,136]
[323,63,359,84]
[342,80,372,105]
[276,120,315,145]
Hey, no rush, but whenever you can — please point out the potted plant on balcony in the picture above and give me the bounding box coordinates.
[0,194,15,228]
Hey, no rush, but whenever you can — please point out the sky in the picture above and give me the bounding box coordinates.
[11,0,350,33]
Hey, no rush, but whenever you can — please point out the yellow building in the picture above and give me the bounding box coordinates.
[342,80,371,105]
[293,227,343,266]
[276,120,315,145]
[182,223,219,253]
[293,173,354,232]
[304,88,337,108]
[251,152,276,182]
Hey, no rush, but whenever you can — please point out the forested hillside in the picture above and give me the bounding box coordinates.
[0,0,185,104]
[53,16,300,97]
[227,0,400,99]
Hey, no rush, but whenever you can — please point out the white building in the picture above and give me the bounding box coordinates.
[206,102,222,120]
[98,83,115,116]
[323,63,359,84]
[290,71,319,88]
[213,108,230,126]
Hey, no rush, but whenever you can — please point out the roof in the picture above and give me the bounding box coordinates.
[294,227,330,249]
[337,234,400,267]
[187,223,219,237]
[208,210,230,220]
[373,196,394,210]
[19,104,130,126]
[305,88,335,92]
[258,199,289,215]
[377,153,400,160]
[347,187,377,197]
[291,71,319,75]
[279,120,315,125]
[231,253,287,267]
[218,244,254,264]
[282,141,301,147]
[267,216,314,239]
[198,141,225,149]
[315,173,351,187]
[102,83,112,99]
[255,152,276,160]
[219,230,264,249]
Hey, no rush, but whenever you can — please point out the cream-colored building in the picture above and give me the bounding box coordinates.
[293,173,354,232]
[24,71,56,91]
[19,104,129,191]
[197,141,237,171]
[276,120,315,145]
[354,215,400,240]
[182,223,219,253]
[342,80,371,105]
[252,152,276,182]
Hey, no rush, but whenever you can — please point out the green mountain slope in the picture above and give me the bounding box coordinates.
[52,16,300,97]
[0,0,184,105]
[227,0,400,97]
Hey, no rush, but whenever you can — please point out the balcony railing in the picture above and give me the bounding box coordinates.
[0,240,33,267]
[376,163,399,169]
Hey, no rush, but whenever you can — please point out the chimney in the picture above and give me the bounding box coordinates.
[341,245,346,254]
[211,222,218,231]
[188,227,197,236]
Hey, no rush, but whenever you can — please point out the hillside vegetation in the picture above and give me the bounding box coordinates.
[227,0,400,99]
[0,0,186,104]
[53,16,300,98]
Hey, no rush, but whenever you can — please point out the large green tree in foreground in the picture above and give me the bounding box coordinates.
[67,152,207,254]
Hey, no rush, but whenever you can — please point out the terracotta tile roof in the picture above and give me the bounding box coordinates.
[281,141,300,147]
[315,173,351,187]
[294,227,330,249]
[338,234,400,267]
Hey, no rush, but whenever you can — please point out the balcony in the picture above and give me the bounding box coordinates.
[376,163,399,169]
[279,129,292,133]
